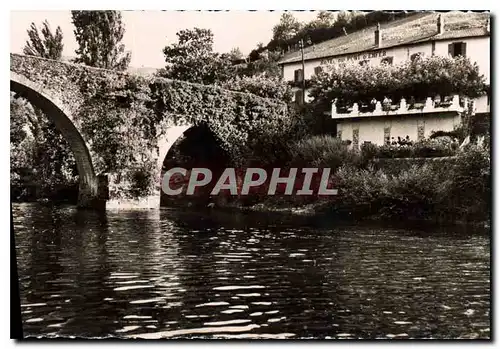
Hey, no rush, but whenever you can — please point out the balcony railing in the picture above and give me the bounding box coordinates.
[330,95,470,119]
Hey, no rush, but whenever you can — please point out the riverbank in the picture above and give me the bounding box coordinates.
[190,199,491,230]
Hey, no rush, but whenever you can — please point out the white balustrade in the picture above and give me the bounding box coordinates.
[400,98,407,111]
[352,103,359,114]
[424,97,433,111]
[330,94,465,119]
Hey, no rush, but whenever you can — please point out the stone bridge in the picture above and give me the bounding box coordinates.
[10,53,289,209]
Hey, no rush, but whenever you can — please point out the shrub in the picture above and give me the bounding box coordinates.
[410,139,457,157]
[221,75,293,102]
[439,145,491,221]
[371,138,458,159]
[331,144,490,222]
[290,135,359,170]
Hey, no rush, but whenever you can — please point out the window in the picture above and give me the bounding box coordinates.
[359,60,369,66]
[294,69,304,83]
[410,52,424,62]
[295,90,304,105]
[381,56,393,65]
[448,42,467,58]
[314,66,323,75]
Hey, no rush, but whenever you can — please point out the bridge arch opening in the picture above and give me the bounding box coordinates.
[10,72,100,208]
[159,123,230,207]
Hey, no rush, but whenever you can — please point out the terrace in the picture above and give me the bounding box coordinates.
[329,94,488,119]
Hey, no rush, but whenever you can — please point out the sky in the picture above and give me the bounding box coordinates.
[10,10,319,69]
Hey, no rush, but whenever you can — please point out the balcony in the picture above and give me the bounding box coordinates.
[330,95,470,119]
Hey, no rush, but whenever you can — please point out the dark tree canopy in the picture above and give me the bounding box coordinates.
[23,20,64,60]
[71,10,131,71]
[160,28,234,84]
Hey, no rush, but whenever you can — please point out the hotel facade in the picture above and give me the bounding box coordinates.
[278,12,490,147]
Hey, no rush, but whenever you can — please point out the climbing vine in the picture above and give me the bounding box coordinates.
[11,53,294,199]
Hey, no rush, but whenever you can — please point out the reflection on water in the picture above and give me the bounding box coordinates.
[13,203,490,339]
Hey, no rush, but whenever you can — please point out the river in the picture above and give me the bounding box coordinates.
[12,203,490,339]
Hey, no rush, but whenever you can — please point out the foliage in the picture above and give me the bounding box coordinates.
[438,144,490,221]
[10,94,78,201]
[309,55,487,111]
[148,77,291,166]
[290,135,360,170]
[23,20,63,60]
[11,53,291,199]
[242,107,307,168]
[228,47,244,61]
[267,11,413,53]
[78,74,157,176]
[372,139,458,159]
[71,10,131,70]
[160,28,234,85]
[272,13,303,48]
[221,75,293,102]
[12,22,78,201]
[333,144,490,222]
[240,50,283,78]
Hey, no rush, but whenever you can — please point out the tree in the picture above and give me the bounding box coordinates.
[313,11,336,28]
[335,11,353,28]
[23,20,63,60]
[13,21,77,201]
[71,10,131,70]
[272,12,302,43]
[160,28,233,84]
[228,47,243,61]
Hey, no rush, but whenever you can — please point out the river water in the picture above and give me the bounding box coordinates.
[12,203,490,339]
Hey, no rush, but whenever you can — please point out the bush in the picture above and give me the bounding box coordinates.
[221,75,293,102]
[290,135,359,170]
[410,139,457,157]
[438,145,490,221]
[370,138,458,159]
[330,144,490,222]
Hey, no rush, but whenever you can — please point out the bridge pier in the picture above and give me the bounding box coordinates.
[103,125,192,210]
[76,174,108,210]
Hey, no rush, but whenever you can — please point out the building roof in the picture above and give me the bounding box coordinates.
[278,11,490,65]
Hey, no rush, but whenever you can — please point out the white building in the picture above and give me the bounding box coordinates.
[278,11,490,147]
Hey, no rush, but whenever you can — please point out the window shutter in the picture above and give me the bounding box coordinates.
[448,43,454,57]
[294,69,304,83]
[294,69,299,82]
[461,42,467,57]
[314,66,322,75]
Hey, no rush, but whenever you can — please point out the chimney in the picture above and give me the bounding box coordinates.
[375,23,381,47]
[437,14,444,35]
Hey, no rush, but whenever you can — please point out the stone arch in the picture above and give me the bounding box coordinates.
[156,124,194,175]
[10,71,101,208]
[156,122,231,208]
